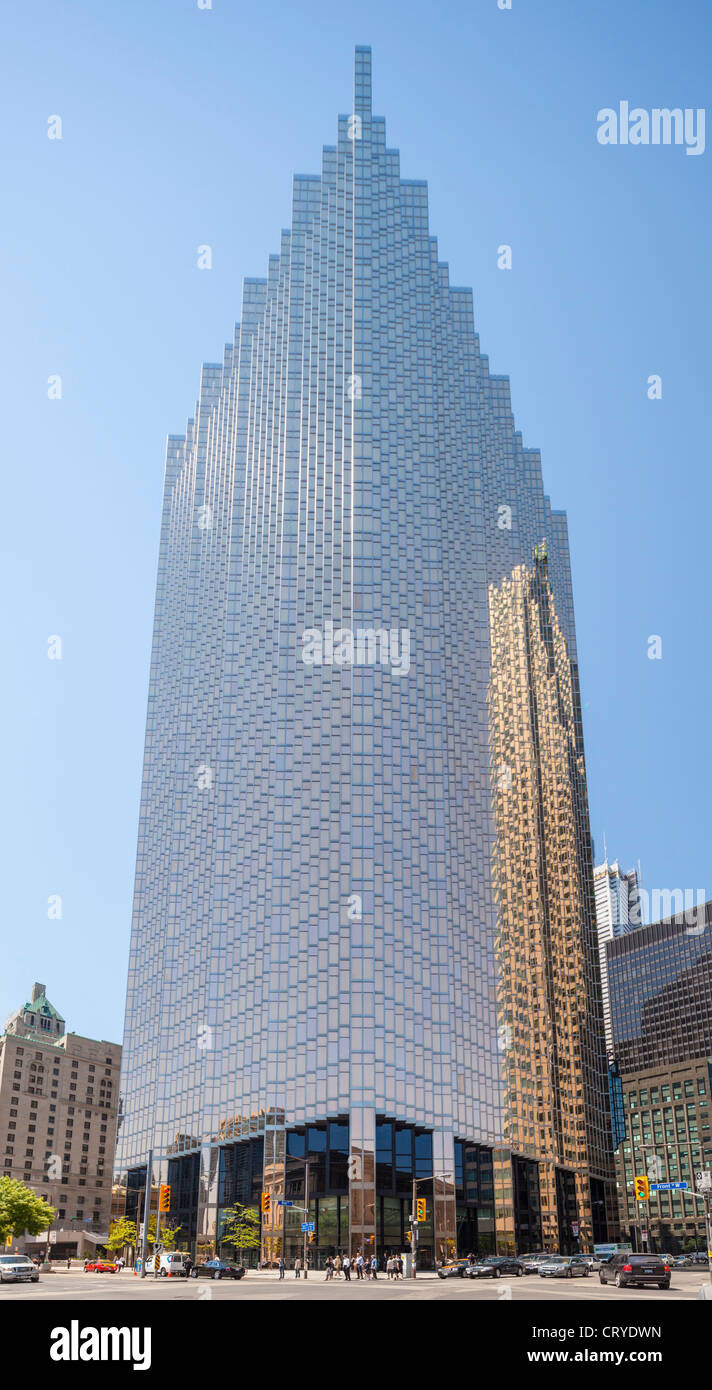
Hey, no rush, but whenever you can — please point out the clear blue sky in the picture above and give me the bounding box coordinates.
[1,0,710,1042]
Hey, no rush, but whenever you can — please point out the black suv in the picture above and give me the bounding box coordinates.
[599,1254,670,1290]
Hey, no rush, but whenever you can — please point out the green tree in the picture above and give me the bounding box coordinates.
[0,1178,56,1243]
[106,1218,136,1254]
[159,1224,183,1251]
[220,1203,261,1255]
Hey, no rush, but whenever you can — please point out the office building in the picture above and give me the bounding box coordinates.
[115,48,615,1262]
[0,983,121,1259]
[594,858,642,1058]
[608,900,712,1251]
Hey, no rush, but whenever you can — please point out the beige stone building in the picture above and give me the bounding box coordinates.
[0,983,121,1259]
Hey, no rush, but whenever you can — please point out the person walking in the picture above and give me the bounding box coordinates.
[278,1255,285,1280]
[184,1254,193,1279]
[355,1251,364,1280]
[66,1257,72,1270]
[324,1256,334,1280]
[333,1253,342,1278]
[386,1255,394,1280]
[343,1254,351,1281]
[117,1255,125,1273]
[370,1254,378,1279]
[294,1255,301,1279]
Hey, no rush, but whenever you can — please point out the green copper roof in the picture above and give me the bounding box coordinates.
[23,994,63,1020]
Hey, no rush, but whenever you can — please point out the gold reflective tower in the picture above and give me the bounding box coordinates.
[489,548,618,1251]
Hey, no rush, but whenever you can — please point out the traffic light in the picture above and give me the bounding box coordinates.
[404,1230,411,1244]
[159,1184,171,1213]
[634,1175,650,1201]
[260,1191,271,1216]
[416,1197,426,1223]
[308,1233,316,1244]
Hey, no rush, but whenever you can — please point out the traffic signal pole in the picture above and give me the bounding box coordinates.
[139,1150,153,1279]
[303,1159,310,1280]
[411,1177,418,1278]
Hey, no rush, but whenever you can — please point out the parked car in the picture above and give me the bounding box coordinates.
[520,1252,554,1274]
[84,1260,118,1274]
[599,1254,670,1290]
[465,1256,524,1279]
[189,1258,245,1281]
[0,1254,40,1283]
[437,1258,472,1279]
[539,1255,590,1279]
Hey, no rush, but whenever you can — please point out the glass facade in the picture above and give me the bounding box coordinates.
[488,553,617,1250]
[115,47,614,1259]
[608,902,712,1072]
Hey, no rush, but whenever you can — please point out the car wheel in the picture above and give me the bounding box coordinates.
[615,1273,623,1287]
[159,1269,167,1277]
[213,1270,221,1280]
[494,1268,501,1278]
[190,1269,198,1278]
[516,1267,523,1277]
[567,1268,572,1278]
[437,1272,445,1279]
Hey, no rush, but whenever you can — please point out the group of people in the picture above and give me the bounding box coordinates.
[277,1251,405,1280]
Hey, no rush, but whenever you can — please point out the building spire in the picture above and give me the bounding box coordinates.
[354,45,372,115]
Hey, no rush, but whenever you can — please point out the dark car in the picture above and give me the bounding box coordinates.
[437,1258,471,1279]
[190,1258,246,1281]
[599,1254,670,1290]
[465,1256,524,1279]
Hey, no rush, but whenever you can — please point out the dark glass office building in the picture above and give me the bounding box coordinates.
[115,48,615,1264]
[608,900,712,1251]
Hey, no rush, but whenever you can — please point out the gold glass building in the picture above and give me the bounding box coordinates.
[489,550,618,1251]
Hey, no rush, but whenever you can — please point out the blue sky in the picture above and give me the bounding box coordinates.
[1,0,710,1042]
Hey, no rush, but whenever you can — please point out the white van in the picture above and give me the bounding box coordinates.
[157,1252,190,1278]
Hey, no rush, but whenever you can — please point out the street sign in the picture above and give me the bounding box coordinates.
[571,1221,579,1236]
[277,1200,294,1207]
[301,1222,315,1233]
[650,1182,687,1191]
[695,1171,712,1193]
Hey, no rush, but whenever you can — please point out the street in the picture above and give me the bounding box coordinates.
[1,1268,708,1301]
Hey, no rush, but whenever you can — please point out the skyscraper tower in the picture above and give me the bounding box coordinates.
[594,859,643,1057]
[116,48,616,1262]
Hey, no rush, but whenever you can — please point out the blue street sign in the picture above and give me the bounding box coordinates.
[301,1222,315,1233]
[649,1182,688,1191]
[277,1200,294,1206]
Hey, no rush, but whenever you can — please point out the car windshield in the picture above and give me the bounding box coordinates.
[0,1255,31,1264]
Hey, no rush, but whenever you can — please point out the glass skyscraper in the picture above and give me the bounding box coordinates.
[115,47,615,1263]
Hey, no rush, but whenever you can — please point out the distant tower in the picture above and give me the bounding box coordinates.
[594,859,643,1057]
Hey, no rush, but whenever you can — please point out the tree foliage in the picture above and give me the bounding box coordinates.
[221,1203,261,1253]
[0,1178,56,1242]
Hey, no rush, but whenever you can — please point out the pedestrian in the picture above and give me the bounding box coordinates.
[294,1255,301,1279]
[396,1255,403,1279]
[278,1255,285,1280]
[386,1255,394,1279]
[117,1255,125,1273]
[66,1257,71,1270]
[333,1253,342,1278]
[324,1256,334,1280]
[370,1254,378,1279]
[343,1254,351,1281]
[355,1251,363,1279]
[184,1254,193,1278]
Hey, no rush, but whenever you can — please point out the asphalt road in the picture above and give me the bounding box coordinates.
[1,1269,709,1301]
